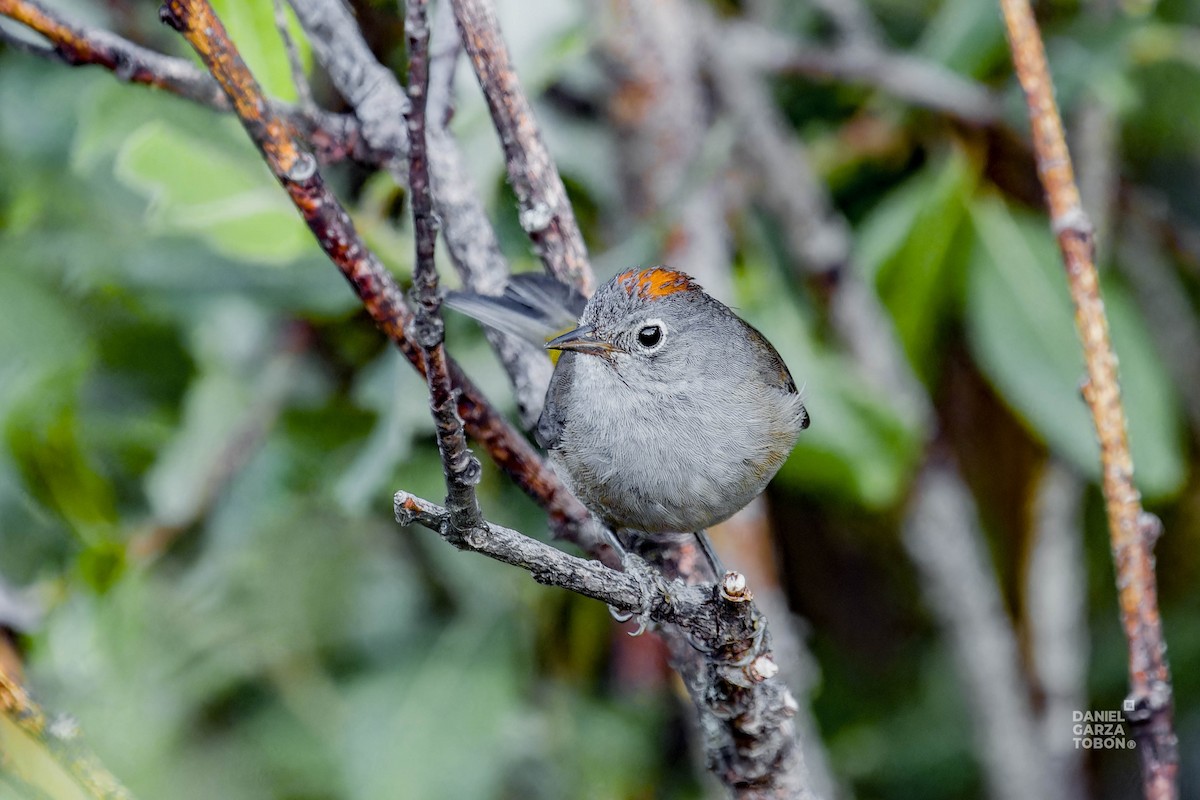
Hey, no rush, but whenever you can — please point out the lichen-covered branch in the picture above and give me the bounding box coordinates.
[156,0,590,542]
[999,1,1178,796]
[406,0,484,535]
[451,0,595,296]
[0,0,377,166]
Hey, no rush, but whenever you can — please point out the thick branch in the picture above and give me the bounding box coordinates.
[999,2,1178,796]
[406,0,484,534]
[0,0,377,166]
[156,0,590,541]
[451,0,595,295]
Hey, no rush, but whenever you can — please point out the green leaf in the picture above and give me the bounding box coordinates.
[857,148,978,380]
[965,195,1185,499]
[0,270,91,423]
[209,0,312,103]
[115,120,312,264]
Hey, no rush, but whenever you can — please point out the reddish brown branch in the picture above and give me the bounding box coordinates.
[451,0,595,296]
[999,1,1178,797]
[406,0,484,536]
[0,0,377,166]
[155,0,589,540]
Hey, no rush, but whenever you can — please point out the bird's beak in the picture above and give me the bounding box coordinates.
[545,324,616,356]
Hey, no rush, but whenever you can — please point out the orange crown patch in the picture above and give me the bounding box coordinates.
[616,268,698,300]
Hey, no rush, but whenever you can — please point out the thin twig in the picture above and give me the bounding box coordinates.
[269,0,314,112]
[394,490,818,799]
[156,0,591,544]
[406,0,484,535]
[0,667,135,800]
[451,0,595,296]
[999,2,1178,796]
[0,0,375,166]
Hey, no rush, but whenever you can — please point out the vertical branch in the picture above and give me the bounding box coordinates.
[406,0,484,535]
[450,0,595,296]
[999,2,1178,797]
[1025,462,1089,800]
[426,1,553,428]
[903,463,1049,800]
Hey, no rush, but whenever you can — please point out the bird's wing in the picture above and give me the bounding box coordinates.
[445,273,585,343]
[535,351,575,450]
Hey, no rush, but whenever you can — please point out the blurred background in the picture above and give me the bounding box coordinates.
[1,0,1199,797]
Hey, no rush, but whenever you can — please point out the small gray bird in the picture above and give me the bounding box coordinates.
[449,267,809,570]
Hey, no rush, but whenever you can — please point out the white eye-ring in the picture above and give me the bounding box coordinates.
[634,318,667,351]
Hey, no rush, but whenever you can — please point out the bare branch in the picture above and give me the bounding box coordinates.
[269,0,315,112]
[0,0,377,166]
[285,0,410,166]
[394,490,819,799]
[156,0,592,546]
[999,2,1179,795]
[903,462,1049,800]
[451,0,595,295]
[724,20,1001,125]
[1026,462,1089,800]
[0,666,135,800]
[406,0,484,535]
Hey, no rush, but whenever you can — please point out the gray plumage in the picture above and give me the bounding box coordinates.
[447,267,809,535]
[537,268,808,533]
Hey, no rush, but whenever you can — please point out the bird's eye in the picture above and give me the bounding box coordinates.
[637,324,663,349]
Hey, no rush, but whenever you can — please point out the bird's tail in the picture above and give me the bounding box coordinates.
[445,273,586,343]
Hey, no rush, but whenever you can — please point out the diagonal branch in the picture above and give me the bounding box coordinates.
[406,0,484,535]
[155,0,591,545]
[451,0,595,296]
[999,1,1178,796]
[0,0,377,166]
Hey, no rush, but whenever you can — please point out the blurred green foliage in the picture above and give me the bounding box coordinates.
[2,0,1200,798]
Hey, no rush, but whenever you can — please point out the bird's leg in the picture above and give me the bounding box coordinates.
[694,529,724,582]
